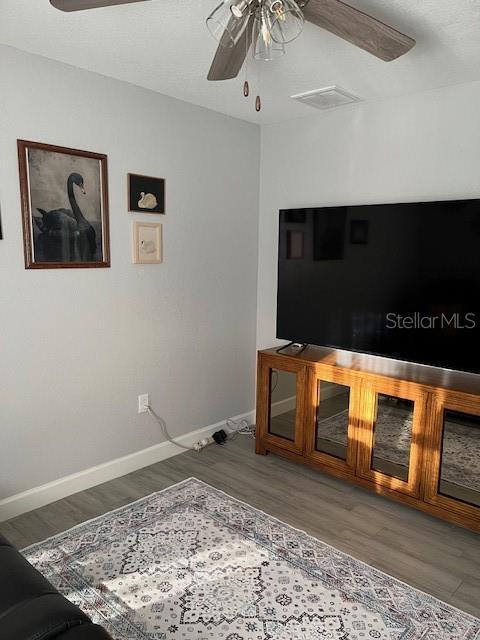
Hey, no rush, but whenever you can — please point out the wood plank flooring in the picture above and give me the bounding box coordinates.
[1,436,479,617]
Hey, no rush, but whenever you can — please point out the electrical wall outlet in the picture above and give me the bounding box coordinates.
[138,394,149,414]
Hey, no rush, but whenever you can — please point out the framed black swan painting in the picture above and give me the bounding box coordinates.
[18,140,110,269]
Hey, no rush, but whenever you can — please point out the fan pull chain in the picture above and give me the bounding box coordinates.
[242,17,261,112]
[243,19,250,99]
[255,31,262,112]
[254,23,262,113]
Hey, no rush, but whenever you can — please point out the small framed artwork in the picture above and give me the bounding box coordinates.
[132,221,163,264]
[18,139,110,269]
[128,173,165,214]
[286,230,304,259]
[350,219,369,245]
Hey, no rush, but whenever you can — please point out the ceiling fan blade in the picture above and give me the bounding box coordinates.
[207,17,254,81]
[50,0,150,11]
[303,0,415,61]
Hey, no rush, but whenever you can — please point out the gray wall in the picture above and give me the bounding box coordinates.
[0,45,260,500]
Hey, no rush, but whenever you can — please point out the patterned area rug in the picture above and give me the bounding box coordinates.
[24,479,480,640]
[317,406,480,492]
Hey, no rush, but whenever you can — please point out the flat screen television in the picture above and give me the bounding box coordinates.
[277,201,480,374]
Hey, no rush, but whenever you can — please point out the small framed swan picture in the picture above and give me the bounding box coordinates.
[128,173,165,214]
[132,221,163,264]
[18,140,110,269]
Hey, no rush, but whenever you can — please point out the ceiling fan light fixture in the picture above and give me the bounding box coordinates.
[253,7,286,60]
[206,0,250,48]
[267,0,304,44]
[230,0,254,19]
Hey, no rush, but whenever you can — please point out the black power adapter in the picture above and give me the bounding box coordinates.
[212,429,228,445]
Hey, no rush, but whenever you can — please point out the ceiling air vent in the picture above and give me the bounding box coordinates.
[291,85,362,111]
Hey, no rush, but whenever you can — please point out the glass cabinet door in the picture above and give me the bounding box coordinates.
[370,394,414,483]
[356,383,427,497]
[424,396,480,521]
[268,369,298,442]
[256,355,306,456]
[304,368,360,474]
[438,410,480,507]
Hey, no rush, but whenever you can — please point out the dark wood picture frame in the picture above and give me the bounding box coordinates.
[18,139,110,269]
[128,173,165,214]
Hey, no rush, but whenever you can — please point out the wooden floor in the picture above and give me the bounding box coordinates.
[1,436,479,618]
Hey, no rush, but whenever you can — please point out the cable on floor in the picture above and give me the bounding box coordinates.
[147,405,193,451]
[147,405,255,452]
[225,417,255,441]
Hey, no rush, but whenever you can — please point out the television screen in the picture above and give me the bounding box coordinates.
[277,202,480,374]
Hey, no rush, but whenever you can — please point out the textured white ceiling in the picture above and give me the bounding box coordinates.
[0,0,480,123]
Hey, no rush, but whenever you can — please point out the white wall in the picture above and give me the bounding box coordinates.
[257,81,480,350]
[0,45,260,501]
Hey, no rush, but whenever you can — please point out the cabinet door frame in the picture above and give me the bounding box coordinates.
[304,365,362,476]
[356,380,428,497]
[255,353,307,456]
[423,392,480,521]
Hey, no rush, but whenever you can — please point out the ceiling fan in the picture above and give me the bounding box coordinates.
[50,0,415,103]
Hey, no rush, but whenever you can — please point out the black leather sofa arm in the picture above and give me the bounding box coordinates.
[0,533,113,640]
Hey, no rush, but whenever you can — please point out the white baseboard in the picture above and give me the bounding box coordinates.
[270,396,297,417]
[270,383,344,419]
[0,409,255,522]
[321,383,347,401]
